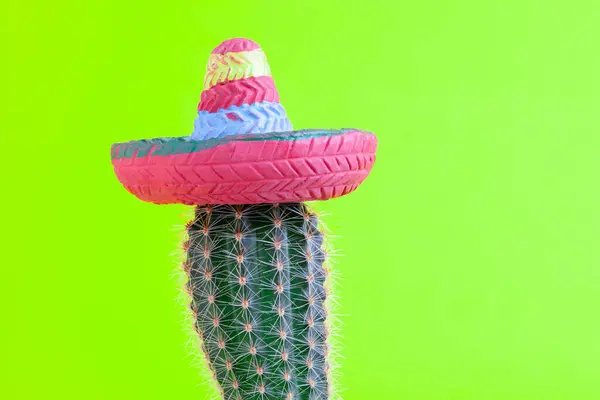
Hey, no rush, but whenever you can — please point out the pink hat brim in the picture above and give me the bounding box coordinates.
[111,129,377,205]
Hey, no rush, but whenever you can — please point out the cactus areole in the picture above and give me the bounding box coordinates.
[111,38,378,399]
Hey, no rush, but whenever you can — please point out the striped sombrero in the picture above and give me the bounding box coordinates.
[111,38,378,205]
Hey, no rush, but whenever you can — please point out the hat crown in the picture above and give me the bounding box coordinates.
[191,38,292,140]
[210,38,262,55]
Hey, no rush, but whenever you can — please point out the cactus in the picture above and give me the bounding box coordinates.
[184,203,331,399]
[110,38,377,400]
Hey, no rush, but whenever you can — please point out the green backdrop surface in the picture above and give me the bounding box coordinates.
[2,1,600,399]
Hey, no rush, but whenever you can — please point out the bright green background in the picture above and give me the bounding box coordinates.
[2,0,600,399]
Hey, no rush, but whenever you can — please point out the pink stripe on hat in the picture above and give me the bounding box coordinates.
[198,76,280,113]
[211,38,261,55]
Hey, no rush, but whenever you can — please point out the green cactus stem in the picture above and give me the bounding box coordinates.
[184,203,332,400]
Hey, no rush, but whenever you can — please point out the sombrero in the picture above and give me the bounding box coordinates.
[110,38,378,205]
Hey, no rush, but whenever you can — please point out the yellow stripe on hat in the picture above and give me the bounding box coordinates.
[204,49,272,90]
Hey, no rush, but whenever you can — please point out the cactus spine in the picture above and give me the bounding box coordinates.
[184,203,332,400]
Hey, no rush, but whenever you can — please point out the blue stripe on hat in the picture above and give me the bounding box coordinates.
[191,102,293,140]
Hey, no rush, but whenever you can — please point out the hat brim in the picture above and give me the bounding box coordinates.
[111,129,377,205]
